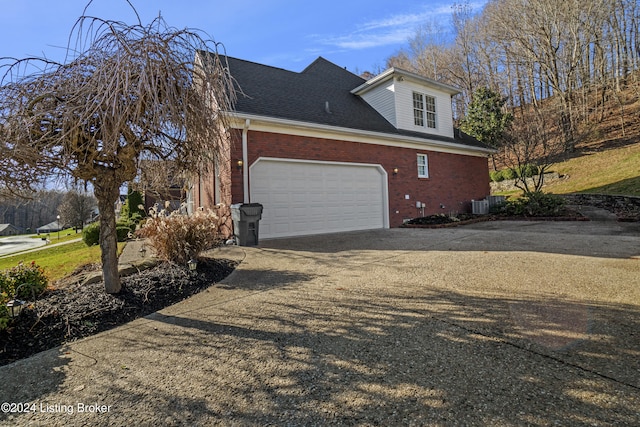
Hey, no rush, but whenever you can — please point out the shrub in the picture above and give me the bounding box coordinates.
[116,225,133,242]
[116,219,136,241]
[136,208,225,265]
[0,274,10,330]
[120,190,145,222]
[84,220,135,246]
[0,261,48,330]
[0,261,48,300]
[501,168,517,180]
[517,164,539,178]
[489,170,504,182]
[0,304,8,331]
[522,191,565,216]
[82,222,100,246]
[494,192,565,217]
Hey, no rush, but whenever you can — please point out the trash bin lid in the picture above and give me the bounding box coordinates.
[240,203,263,217]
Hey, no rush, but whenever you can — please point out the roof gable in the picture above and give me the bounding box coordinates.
[224,56,398,134]
[213,54,491,152]
[301,57,366,90]
[352,67,461,96]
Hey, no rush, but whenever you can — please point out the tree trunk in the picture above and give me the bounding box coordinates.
[94,173,121,294]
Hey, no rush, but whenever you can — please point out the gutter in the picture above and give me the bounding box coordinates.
[227,113,495,157]
[242,118,250,203]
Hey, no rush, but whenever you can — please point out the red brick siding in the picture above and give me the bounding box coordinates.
[220,130,490,228]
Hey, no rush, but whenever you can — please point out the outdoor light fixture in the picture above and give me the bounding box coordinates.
[56,215,61,240]
[188,259,198,272]
[237,160,243,170]
[393,167,399,175]
[6,299,25,318]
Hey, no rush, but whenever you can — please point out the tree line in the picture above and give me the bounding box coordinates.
[388,0,639,153]
[0,190,96,233]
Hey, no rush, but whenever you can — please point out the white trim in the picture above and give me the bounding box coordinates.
[249,157,390,230]
[417,153,429,178]
[352,67,461,97]
[242,119,250,203]
[228,113,494,157]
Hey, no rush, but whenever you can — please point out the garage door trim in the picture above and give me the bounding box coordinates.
[249,157,389,238]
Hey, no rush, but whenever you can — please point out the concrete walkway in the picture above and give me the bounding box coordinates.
[1,219,639,426]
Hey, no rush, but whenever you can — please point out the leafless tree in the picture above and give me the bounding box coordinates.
[498,107,565,194]
[58,190,97,232]
[0,5,235,293]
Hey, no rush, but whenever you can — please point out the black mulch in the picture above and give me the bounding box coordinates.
[404,213,478,226]
[0,258,237,367]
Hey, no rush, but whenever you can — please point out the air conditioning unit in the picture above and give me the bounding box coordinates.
[471,199,489,215]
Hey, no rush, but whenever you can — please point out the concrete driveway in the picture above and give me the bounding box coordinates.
[1,220,639,426]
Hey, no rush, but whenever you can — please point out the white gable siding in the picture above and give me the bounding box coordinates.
[359,81,397,127]
[394,80,454,138]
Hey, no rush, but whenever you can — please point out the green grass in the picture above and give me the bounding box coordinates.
[0,241,125,284]
[30,228,82,243]
[544,142,640,196]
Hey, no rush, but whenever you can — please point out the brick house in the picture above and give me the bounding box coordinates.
[191,54,493,239]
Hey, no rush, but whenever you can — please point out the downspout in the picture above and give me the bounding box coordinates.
[242,119,250,203]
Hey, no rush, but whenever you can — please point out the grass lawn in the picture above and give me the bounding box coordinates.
[544,142,640,196]
[493,142,640,198]
[0,240,125,284]
[29,228,83,244]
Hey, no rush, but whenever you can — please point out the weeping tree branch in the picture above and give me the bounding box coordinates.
[0,9,235,293]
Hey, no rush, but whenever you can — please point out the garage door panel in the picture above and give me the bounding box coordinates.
[250,159,386,239]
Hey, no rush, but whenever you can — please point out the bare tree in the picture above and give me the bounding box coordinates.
[498,107,565,194]
[58,190,97,232]
[0,6,235,293]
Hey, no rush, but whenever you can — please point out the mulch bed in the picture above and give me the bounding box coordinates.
[402,213,489,228]
[401,209,589,229]
[0,257,236,367]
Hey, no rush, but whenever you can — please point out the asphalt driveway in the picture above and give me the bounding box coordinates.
[1,220,639,426]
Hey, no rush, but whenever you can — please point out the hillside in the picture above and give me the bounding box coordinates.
[505,80,640,197]
[544,141,640,196]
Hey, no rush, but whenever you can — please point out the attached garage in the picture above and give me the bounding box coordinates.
[249,158,389,239]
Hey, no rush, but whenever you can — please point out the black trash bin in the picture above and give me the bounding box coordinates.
[231,203,263,246]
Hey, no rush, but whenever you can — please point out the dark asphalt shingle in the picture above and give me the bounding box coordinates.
[214,53,489,150]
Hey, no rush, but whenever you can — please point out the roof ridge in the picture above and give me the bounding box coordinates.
[223,55,299,75]
[301,56,361,79]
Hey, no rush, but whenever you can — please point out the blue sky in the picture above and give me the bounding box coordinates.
[0,0,487,74]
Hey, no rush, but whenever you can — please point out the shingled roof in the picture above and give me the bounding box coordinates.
[219,54,489,151]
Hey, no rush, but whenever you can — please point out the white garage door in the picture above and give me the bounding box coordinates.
[250,158,388,239]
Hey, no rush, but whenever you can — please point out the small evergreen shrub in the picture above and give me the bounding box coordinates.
[501,168,517,180]
[84,220,135,246]
[116,225,133,242]
[523,191,565,216]
[116,219,136,241]
[0,261,48,330]
[82,222,101,246]
[120,190,145,222]
[490,170,504,182]
[494,192,565,217]
[517,164,539,178]
[136,208,225,265]
[0,274,11,330]
[0,304,8,331]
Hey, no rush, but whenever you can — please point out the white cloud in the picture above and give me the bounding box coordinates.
[313,1,488,51]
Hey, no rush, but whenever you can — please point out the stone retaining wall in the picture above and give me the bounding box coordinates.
[562,193,640,221]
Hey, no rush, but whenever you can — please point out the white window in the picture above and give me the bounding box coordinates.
[417,154,429,178]
[413,92,437,129]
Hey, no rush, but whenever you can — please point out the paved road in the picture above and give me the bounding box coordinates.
[0,235,48,257]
